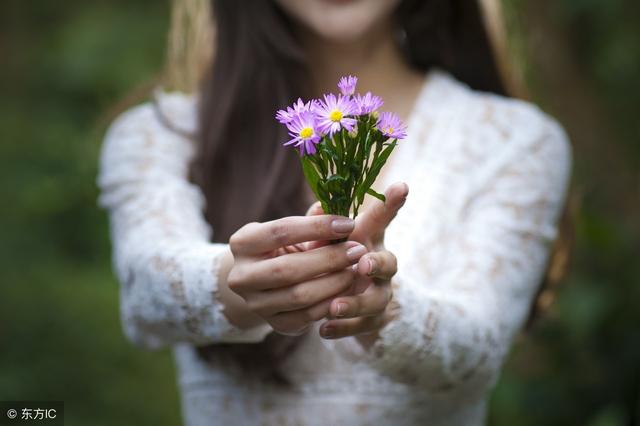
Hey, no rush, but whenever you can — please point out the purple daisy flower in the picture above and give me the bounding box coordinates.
[337,75,358,96]
[315,93,357,136]
[283,111,321,155]
[376,112,407,140]
[275,98,315,124]
[354,92,384,115]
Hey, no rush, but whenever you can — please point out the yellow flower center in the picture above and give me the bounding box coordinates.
[386,127,394,134]
[300,127,314,139]
[329,110,343,122]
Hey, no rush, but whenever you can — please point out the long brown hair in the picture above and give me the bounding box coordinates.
[180,0,573,386]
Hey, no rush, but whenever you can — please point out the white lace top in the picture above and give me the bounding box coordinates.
[97,69,572,426]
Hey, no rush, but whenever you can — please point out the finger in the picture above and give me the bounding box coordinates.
[231,241,367,291]
[282,243,305,254]
[267,275,357,334]
[350,182,408,244]
[229,215,354,256]
[319,314,386,339]
[303,202,331,251]
[350,274,373,296]
[356,250,398,281]
[315,279,357,320]
[256,268,356,316]
[305,201,324,216]
[327,279,392,319]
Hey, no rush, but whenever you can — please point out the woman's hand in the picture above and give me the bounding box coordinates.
[225,214,369,336]
[310,182,409,346]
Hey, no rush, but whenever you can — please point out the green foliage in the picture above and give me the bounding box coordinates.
[490,1,640,425]
[300,116,396,220]
[0,1,180,425]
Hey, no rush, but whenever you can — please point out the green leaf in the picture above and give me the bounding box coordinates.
[366,188,386,203]
[326,174,347,184]
[354,140,397,206]
[301,156,321,200]
[320,144,339,162]
[369,140,397,177]
[356,183,366,205]
[326,174,346,194]
[335,130,344,159]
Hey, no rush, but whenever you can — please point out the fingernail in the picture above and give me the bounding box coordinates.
[367,258,377,276]
[335,302,348,317]
[321,326,335,338]
[332,218,355,233]
[346,244,367,261]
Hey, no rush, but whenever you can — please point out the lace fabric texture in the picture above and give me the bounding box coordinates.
[97,91,273,347]
[97,69,572,425]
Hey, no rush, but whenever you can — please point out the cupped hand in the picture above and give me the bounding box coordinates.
[226,214,369,336]
[306,182,409,344]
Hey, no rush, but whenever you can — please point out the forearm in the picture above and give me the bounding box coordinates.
[334,274,506,396]
[99,103,274,348]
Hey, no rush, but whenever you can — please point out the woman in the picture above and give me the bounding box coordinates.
[97,0,572,424]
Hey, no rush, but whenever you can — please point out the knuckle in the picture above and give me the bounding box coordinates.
[244,297,257,312]
[269,259,287,282]
[314,216,330,235]
[289,285,311,307]
[375,251,396,277]
[244,298,263,314]
[372,286,390,309]
[324,246,342,266]
[226,267,244,291]
[229,222,258,253]
[269,222,290,247]
[228,234,243,254]
[387,251,398,270]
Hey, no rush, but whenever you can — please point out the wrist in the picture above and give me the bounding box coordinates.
[216,247,268,329]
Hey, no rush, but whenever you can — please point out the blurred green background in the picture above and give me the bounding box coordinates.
[1,0,638,425]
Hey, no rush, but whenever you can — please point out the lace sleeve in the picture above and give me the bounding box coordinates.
[335,101,572,399]
[97,99,273,349]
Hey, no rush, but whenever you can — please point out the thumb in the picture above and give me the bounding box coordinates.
[351,181,409,244]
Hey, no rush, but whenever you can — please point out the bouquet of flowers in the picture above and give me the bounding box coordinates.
[276,76,407,226]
